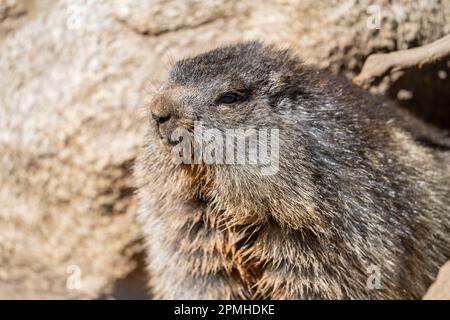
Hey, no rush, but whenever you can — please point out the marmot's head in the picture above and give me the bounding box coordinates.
[145,41,329,227]
[149,41,313,148]
[144,41,394,232]
[145,42,355,228]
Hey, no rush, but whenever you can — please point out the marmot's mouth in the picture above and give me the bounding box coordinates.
[154,122,193,149]
[167,134,183,146]
[156,128,184,146]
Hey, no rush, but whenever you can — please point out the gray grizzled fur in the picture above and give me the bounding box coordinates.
[135,41,450,299]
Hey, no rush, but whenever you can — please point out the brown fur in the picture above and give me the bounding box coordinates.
[135,42,450,299]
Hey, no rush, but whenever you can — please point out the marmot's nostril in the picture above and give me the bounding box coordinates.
[152,112,171,124]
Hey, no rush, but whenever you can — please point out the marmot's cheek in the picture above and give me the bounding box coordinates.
[157,123,171,144]
[148,120,160,136]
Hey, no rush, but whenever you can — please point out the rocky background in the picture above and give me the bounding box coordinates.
[0,0,449,299]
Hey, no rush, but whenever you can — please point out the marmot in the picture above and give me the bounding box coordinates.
[136,41,450,299]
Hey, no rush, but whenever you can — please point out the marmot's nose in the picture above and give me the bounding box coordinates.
[152,112,171,125]
[150,93,176,126]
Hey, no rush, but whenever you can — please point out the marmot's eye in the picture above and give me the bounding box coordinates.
[216,92,240,104]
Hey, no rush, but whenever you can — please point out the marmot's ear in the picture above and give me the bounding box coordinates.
[268,71,297,93]
[268,71,285,88]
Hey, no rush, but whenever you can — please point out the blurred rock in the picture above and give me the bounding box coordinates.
[424,261,450,300]
[0,0,57,42]
[0,0,151,298]
[0,0,449,299]
[112,0,237,36]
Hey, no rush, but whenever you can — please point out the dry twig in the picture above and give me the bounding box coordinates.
[354,34,450,88]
